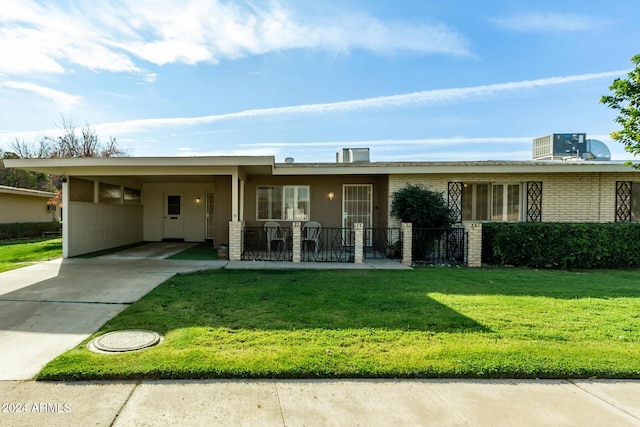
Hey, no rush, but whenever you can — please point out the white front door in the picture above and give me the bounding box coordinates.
[342,184,373,245]
[164,194,184,239]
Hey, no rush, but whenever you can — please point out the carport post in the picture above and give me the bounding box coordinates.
[61,179,70,258]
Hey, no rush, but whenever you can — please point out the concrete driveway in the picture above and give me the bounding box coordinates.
[0,243,226,380]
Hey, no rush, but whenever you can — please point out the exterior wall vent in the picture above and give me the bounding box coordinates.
[336,148,370,163]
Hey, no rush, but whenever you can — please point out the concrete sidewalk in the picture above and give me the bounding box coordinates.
[1,379,639,426]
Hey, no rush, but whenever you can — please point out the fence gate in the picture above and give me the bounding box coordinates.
[412,227,467,265]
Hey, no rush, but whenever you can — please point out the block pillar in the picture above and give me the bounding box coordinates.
[354,223,364,264]
[464,222,482,267]
[292,221,301,263]
[401,222,413,267]
[228,221,244,261]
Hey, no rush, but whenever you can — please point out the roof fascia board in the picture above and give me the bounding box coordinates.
[273,162,639,175]
[0,186,55,198]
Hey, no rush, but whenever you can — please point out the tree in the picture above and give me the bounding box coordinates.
[600,54,640,165]
[1,116,130,191]
[9,116,130,159]
[390,184,453,228]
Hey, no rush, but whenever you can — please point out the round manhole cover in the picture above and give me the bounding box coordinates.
[90,330,162,353]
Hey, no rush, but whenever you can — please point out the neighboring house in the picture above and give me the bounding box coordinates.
[0,185,60,224]
[5,148,640,261]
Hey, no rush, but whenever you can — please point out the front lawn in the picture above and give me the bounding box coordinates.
[37,268,640,380]
[0,237,62,273]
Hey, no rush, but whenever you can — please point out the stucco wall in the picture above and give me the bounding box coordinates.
[388,172,639,227]
[143,178,231,244]
[67,201,142,257]
[0,193,58,223]
[243,174,389,229]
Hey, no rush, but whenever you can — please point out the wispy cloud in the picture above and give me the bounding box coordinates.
[491,12,600,32]
[0,80,82,110]
[240,137,533,149]
[0,0,469,77]
[93,69,628,135]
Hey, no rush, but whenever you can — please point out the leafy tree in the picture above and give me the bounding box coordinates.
[391,184,453,228]
[600,54,640,165]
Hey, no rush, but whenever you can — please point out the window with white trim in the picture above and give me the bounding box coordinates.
[257,185,309,221]
[462,183,522,222]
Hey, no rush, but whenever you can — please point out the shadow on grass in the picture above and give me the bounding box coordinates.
[104,270,493,335]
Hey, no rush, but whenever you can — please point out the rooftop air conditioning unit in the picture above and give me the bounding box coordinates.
[533,133,586,160]
[336,148,370,163]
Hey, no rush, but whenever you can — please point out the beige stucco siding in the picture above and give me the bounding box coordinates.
[243,174,389,229]
[143,177,232,244]
[388,172,639,226]
[0,192,58,223]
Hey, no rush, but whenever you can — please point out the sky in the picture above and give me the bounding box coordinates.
[0,0,639,163]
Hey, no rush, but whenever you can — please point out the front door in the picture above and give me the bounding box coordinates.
[342,184,373,245]
[164,194,184,239]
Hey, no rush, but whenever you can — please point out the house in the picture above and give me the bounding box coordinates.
[0,185,60,224]
[5,146,639,265]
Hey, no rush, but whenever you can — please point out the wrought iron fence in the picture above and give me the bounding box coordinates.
[364,228,402,259]
[301,227,354,262]
[412,227,467,265]
[242,226,292,261]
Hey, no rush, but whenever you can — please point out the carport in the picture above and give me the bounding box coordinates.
[5,157,274,258]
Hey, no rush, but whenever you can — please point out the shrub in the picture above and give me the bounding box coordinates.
[0,222,62,240]
[391,184,453,228]
[482,222,640,269]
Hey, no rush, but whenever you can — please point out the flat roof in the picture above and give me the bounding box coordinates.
[5,156,638,177]
[0,185,56,198]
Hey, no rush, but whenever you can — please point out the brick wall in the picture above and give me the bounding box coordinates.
[388,172,639,225]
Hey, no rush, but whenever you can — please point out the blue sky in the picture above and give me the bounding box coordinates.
[0,0,638,162]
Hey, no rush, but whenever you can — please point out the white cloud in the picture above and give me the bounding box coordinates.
[92,69,629,135]
[240,137,532,149]
[0,0,469,76]
[0,80,82,110]
[491,12,599,32]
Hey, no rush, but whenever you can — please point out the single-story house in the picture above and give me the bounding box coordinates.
[0,184,60,224]
[5,146,640,264]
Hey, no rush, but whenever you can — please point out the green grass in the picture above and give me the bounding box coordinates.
[166,242,219,260]
[0,237,62,272]
[37,268,640,380]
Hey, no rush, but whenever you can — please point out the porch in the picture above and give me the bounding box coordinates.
[229,222,472,266]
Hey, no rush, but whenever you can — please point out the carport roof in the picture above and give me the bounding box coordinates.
[4,156,276,182]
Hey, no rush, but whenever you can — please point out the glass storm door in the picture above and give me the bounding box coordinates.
[206,192,215,241]
[342,184,373,245]
[164,194,184,239]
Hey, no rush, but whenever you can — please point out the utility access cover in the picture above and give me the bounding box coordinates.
[89,330,162,353]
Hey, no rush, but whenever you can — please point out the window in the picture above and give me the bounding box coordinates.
[124,187,142,206]
[99,183,122,204]
[462,183,522,222]
[69,177,94,202]
[633,183,640,222]
[257,186,309,220]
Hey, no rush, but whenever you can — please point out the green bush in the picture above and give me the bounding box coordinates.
[482,222,640,269]
[0,222,62,240]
